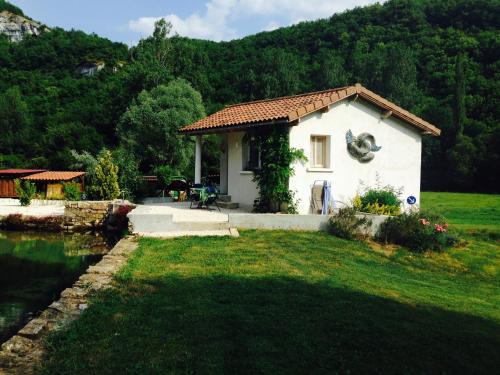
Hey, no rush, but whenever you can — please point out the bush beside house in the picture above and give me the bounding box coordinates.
[14,179,36,206]
[377,211,459,252]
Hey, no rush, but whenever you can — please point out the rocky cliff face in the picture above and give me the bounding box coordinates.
[0,10,47,42]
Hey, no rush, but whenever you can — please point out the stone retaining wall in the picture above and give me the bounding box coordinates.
[0,237,138,375]
[227,212,388,236]
[63,201,111,231]
[0,201,136,233]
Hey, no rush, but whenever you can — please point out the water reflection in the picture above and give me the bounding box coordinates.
[0,230,107,343]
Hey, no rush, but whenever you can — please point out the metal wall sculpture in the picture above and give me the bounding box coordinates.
[345,129,382,162]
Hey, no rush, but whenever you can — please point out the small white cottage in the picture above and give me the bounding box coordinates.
[179,84,440,214]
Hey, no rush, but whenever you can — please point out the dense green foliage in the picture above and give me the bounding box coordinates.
[327,207,371,240]
[0,0,23,16]
[378,210,458,252]
[62,182,81,201]
[94,150,120,200]
[355,185,402,215]
[250,128,306,213]
[39,196,499,374]
[0,0,498,193]
[14,179,35,206]
[117,79,205,174]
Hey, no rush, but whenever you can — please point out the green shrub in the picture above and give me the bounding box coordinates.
[155,165,178,187]
[377,210,459,252]
[327,207,371,240]
[95,150,120,200]
[355,182,402,215]
[14,179,36,206]
[363,202,401,216]
[360,189,400,207]
[63,182,81,201]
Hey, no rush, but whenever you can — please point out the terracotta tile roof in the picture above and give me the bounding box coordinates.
[0,169,46,175]
[180,84,440,136]
[22,171,85,181]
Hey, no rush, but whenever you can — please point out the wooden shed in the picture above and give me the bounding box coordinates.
[22,171,85,199]
[0,169,46,198]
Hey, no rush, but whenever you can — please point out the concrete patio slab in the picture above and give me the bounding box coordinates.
[0,199,64,217]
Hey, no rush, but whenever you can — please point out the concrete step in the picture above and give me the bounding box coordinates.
[139,229,233,238]
[218,195,232,202]
[128,211,229,233]
[170,221,229,231]
[217,201,239,209]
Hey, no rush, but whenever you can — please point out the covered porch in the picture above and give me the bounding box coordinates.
[193,130,260,211]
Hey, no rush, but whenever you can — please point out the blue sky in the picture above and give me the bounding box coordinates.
[12,0,382,45]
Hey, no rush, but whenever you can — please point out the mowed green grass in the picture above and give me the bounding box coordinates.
[39,194,500,375]
[421,192,500,231]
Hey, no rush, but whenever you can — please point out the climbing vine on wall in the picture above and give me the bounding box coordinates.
[249,127,306,213]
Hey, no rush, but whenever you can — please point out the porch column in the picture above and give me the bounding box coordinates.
[219,134,228,194]
[195,135,202,184]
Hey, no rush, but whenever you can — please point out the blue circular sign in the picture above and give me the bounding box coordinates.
[407,195,417,205]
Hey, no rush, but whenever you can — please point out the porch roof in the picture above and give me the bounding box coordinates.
[179,84,441,136]
[21,171,85,181]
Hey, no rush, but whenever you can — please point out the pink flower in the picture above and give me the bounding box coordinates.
[419,218,430,226]
[434,224,446,233]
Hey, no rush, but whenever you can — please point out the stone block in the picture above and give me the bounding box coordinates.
[18,319,46,339]
[1,335,34,355]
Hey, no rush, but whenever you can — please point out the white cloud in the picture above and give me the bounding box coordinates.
[128,0,382,41]
[264,21,280,32]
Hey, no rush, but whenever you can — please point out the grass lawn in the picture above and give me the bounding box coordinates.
[421,192,500,232]
[39,193,500,374]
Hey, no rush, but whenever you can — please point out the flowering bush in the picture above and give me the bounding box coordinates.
[377,211,458,252]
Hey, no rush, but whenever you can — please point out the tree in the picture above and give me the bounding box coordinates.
[0,86,33,155]
[315,51,350,90]
[95,150,120,200]
[70,150,100,199]
[117,79,205,174]
[127,19,174,90]
[383,45,419,110]
[15,179,36,206]
[113,147,142,200]
[453,54,467,137]
[447,134,477,190]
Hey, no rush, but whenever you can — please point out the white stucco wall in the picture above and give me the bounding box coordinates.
[289,99,422,214]
[226,131,259,210]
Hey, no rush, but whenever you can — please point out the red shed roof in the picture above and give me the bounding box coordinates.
[0,169,46,175]
[22,171,85,181]
[180,84,441,136]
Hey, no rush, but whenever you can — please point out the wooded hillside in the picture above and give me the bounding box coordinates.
[0,0,498,192]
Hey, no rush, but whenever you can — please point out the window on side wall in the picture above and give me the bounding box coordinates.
[310,135,329,168]
[242,135,261,171]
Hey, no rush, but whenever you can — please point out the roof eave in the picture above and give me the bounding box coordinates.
[179,118,290,135]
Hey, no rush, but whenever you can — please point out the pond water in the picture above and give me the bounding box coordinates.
[0,230,108,343]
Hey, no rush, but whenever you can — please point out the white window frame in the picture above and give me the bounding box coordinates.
[310,135,330,169]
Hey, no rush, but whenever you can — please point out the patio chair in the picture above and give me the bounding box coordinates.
[189,184,221,211]
[166,177,189,202]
